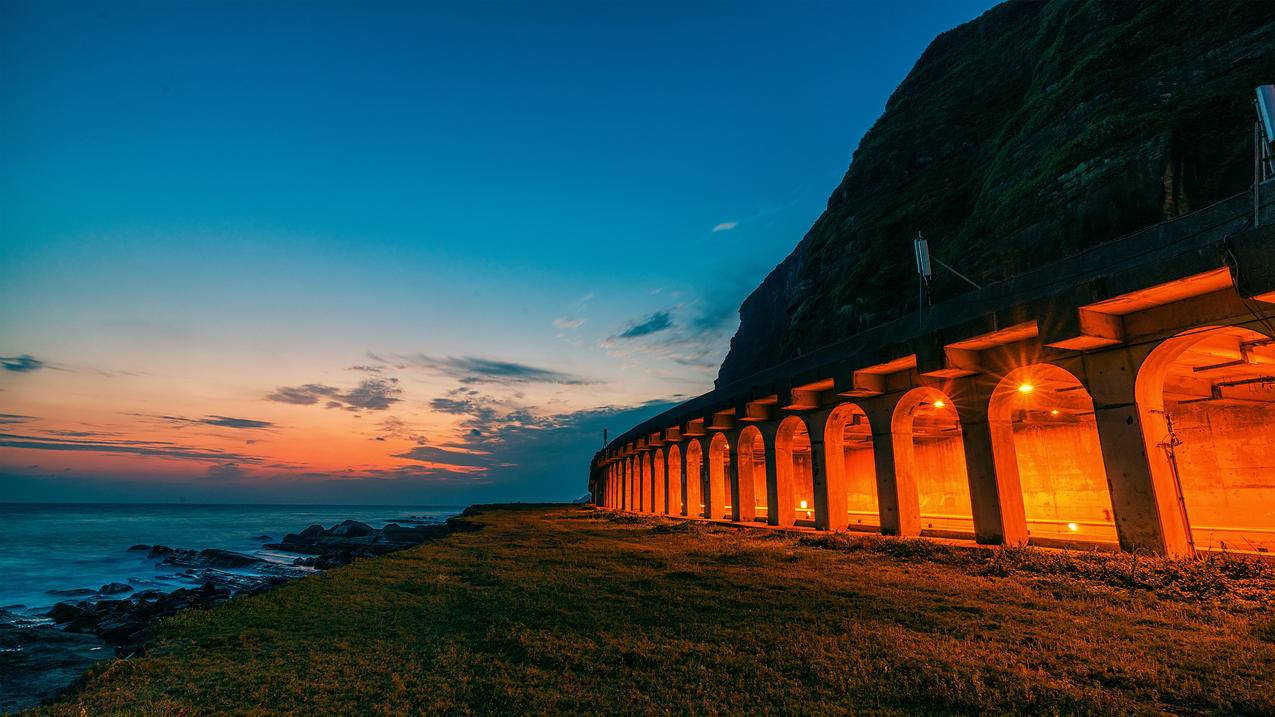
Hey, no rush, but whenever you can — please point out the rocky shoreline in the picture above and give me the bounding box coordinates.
[1,513,476,713]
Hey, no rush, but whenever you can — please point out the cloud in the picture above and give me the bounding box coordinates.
[158,415,275,430]
[375,416,429,445]
[712,221,738,233]
[0,413,34,425]
[615,311,673,339]
[0,431,265,464]
[393,445,499,469]
[338,378,402,410]
[206,463,247,480]
[1,355,45,373]
[375,354,594,386]
[266,379,401,412]
[553,317,585,330]
[266,384,341,405]
[347,364,385,374]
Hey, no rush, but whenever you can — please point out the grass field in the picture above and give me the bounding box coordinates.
[33,505,1275,716]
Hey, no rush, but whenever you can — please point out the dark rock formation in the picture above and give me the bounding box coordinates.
[717,0,1275,385]
[97,582,133,595]
[0,619,109,714]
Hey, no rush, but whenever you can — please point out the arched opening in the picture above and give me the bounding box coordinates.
[708,432,733,520]
[653,450,666,514]
[667,444,683,515]
[738,426,768,522]
[774,417,815,527]
[825,403,879,531]
[685,440,704,518]
[893,387,974,536]
[1136,326,1275,555]
[990,365,1116,545]
[642,453,654,513]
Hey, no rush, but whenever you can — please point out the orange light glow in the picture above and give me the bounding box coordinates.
[932,400,945,408]
[1017,383,1034,394]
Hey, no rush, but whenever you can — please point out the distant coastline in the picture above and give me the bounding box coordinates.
[0,503,466,713]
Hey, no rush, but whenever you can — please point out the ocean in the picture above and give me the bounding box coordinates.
[0,503,462,618]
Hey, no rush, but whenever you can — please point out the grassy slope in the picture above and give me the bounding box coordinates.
[34,505,1275,716]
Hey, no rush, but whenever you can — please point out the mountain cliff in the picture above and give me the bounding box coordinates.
[716,0,1275,386]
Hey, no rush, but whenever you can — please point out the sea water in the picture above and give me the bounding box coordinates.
[0,503,462,619]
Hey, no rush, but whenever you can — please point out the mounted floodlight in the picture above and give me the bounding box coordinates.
[913,232,932,280]
[1254,85,1275,226]
[1257,85,1275,147]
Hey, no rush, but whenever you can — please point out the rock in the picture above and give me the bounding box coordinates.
[250,534,271,541]
[329,520,374,538]
[98,582,133,595]
[46,602,86,624]
[195,548,263,569]
[46,588,95,597]
[299,524,326,538]
[127,544,151,551]
[160,547,262,569]
[147,545,175,557]
[0,622,110,713]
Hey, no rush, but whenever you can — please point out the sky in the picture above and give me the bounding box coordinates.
[0,0,994,504]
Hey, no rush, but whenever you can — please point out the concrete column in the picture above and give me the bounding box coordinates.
[696,441,711,518]
[1083,347,1189,556]
[754,418,775,525]
[956,380,1028,546]
[861,395,918,537]
[805,409,837,531]
[728,430,750,522]
[762,422,787,527]
[627,459,635,511]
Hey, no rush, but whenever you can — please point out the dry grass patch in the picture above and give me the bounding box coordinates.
[32,505,1275,716]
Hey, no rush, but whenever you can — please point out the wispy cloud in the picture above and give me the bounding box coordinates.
[266,378,402,412]
[157,415,275,430]
[393,444,499,469]
[374,416,429,445]
[1,355,45,373]
[0,413,34,425]
[372,353,594,386]
[616,311,673,339]
[712,221,738,233]
[553,317,585,330]
[265,384,341,405]
[0,431,265,464]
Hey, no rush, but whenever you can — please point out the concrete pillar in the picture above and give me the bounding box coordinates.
[763,422,789,527]
[861,395,918,537]
[1083,347,1189,555]
[804,409,838,531]
[695,440,710,518]
[955,380,1028,546]
[728,430,750,522]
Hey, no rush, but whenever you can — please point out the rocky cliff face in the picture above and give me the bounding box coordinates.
[717,0,1275,386]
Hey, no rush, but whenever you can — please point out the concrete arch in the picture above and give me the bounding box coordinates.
[708,432,733,520]
[892,386,974,537]
[774,416,815,527]
[667,444,684,515]
[738,425,767,522]
[824,402,879,532]
[654,449,667,514]
[1135,325,1275,555]
[642,452,654,513]
[990,364,1117,546]
[685,439,705,518]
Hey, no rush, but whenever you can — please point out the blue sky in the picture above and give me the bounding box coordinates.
[0,0,994,503]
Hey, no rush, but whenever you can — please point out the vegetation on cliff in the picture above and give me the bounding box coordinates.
[37,505,1274,715]
[718,0,1275,384]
